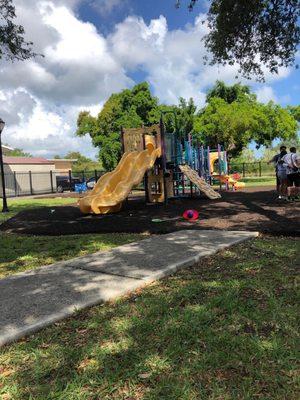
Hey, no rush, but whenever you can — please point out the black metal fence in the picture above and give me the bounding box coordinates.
[1,163,275,199]
[73,169,106,182]
[0,171,58,198]
[228,161,275,177]
[0,170,106,198]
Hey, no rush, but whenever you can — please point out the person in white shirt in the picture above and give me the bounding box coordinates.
[282,147,300,200]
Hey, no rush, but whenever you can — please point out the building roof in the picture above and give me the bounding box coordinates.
[3,156,54,165]
[2,145,14,151]
[47,158,77,162]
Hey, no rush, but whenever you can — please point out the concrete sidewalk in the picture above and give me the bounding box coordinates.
[0,230,258,346]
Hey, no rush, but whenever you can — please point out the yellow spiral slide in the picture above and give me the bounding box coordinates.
[79,142,161,214]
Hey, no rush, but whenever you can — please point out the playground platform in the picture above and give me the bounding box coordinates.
[0,230,258,346]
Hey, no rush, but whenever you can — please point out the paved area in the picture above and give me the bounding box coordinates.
[0,230,258,346]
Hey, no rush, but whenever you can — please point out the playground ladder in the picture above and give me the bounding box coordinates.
[179,165,221,200]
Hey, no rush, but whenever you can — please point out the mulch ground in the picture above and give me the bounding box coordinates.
[1,186,299,237]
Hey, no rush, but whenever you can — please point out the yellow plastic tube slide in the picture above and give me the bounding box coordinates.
[78,143,160,214]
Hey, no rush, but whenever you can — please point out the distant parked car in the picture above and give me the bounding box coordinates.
[56,176,82,193]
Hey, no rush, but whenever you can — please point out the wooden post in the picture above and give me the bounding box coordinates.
[94,169,98,182]
[259,161,262,177]
[242,163,245,178]
[29,171,33,195]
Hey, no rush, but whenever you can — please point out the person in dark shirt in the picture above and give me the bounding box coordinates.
[268,145,287,193]
[276,150,288,199]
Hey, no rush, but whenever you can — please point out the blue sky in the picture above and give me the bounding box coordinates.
[0,0,299,158]
[78,0,300,106]
[79,0,204,32]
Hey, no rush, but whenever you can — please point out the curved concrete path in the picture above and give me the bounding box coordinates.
[0,230,258,346]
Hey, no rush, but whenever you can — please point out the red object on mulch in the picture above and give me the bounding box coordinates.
[183,209,199,221]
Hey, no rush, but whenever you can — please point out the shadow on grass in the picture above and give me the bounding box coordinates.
[1,237,298,400]
[0,198,76,224]
[0,233,142,278]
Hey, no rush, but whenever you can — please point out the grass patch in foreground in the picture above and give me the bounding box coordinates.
[240,176,276,187]
[0,198,76,224]
[0,232,143,279]
[0,237,299,400]
[212,176,275,188]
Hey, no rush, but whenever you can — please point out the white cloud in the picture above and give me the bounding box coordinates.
[255,86,278,103]
[109,14,290,106]
[2,95,99,158]
[1,1,292,159]
[0,90,37,126]
[1,0,131,158]
[255,86,291,105]
[109,14,211,105]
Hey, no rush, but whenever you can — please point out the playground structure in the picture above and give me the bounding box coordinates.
[79,119,244,215]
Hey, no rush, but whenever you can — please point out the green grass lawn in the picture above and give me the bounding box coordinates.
[0,198,143,278]
[211,175,275,188]
[0,237,298,400]
[0,232,143,279]
[240,176,276,187]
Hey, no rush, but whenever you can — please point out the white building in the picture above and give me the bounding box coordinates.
[1,156,57,197]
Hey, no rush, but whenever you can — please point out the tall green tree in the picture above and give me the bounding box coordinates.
[64,151,102,173]
[0,0,37,61]
[287,105,300,123]
[77,80,298,169]
[76,82,160,170]
[194,82,298,155]
[206,80,254,104]
[6,147,32,157]
[160,97,197,139]
[231,148,257,163]
[176,1,300,81]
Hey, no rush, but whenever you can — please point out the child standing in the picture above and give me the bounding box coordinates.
[276,150,288,199]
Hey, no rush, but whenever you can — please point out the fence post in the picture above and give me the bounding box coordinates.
[94,169,98,182]
[50,171,54,193]
[259,161,262,177]
[14,171,17,197]
[29,171,33,195]
[68,170,72,191]
[242,163,245,178]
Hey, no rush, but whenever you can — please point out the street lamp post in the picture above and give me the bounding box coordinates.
[0,118,9,213]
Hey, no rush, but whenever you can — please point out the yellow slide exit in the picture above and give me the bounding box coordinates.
[79,142,161,215]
